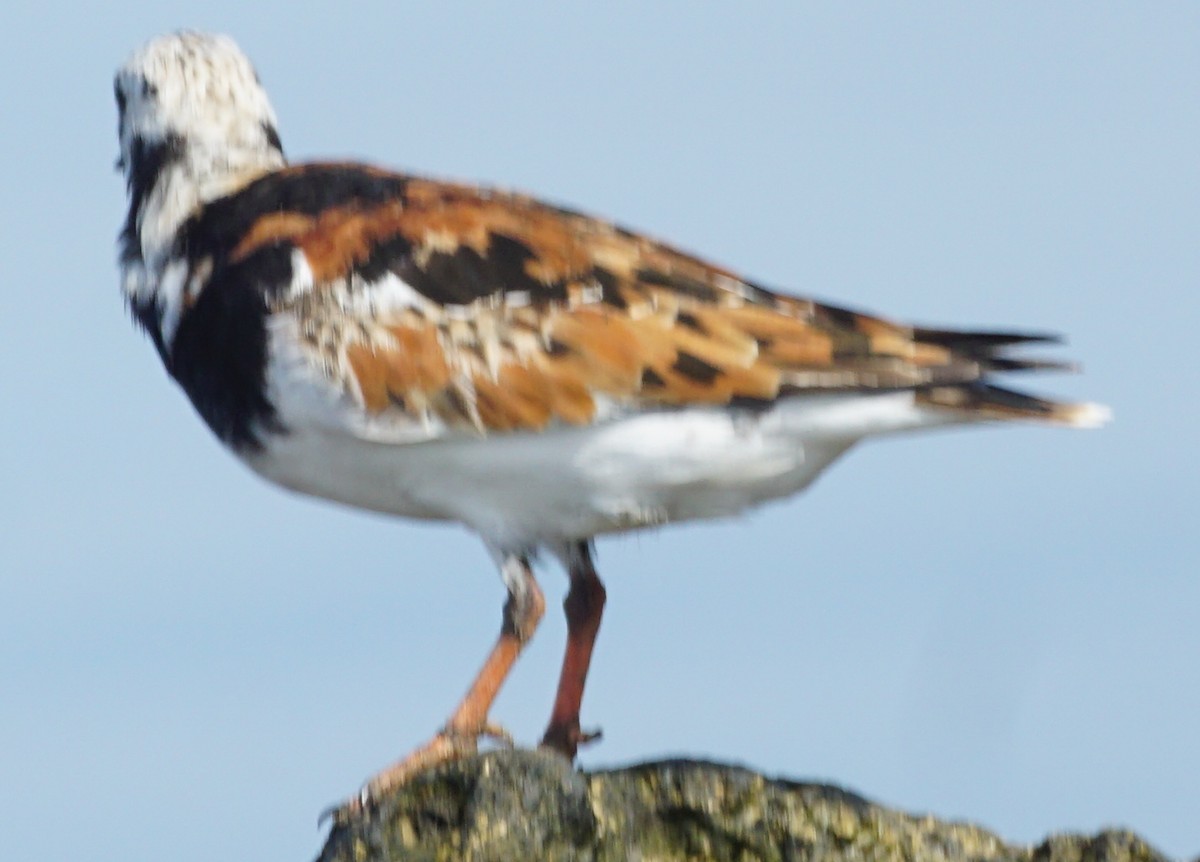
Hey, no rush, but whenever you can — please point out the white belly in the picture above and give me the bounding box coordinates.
[246,390,961,549]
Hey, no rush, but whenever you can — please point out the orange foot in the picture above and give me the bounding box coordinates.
[540,721,603,760]
[326,722,513,824]
[324,554,545,825]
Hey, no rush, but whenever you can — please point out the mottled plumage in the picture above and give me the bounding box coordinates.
[115,32,1108,821]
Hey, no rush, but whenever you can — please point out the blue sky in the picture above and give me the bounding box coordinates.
[2,3,1197,860]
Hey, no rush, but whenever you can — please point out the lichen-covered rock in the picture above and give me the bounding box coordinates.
[315,749,1168,862]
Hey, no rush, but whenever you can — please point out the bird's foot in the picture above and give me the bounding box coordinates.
[540,721,603,760]
[323,721,514,826]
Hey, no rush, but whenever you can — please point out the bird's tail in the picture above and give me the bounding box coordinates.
[909,327,1111,428]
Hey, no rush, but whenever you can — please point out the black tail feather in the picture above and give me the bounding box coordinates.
[913,327,1074,374]
[913,327,1062,351]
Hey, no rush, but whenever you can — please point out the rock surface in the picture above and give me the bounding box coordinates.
[315,749,1169,862]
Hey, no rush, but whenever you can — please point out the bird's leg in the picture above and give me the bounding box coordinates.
[332,553,544,822]
[541,541,607,759]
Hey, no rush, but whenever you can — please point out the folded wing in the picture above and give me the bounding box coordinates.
[209,163,1103,435]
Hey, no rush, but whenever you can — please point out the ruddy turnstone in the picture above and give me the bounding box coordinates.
[115,32,1109,819]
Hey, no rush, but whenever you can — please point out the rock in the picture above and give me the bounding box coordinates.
[315,749,1168,862]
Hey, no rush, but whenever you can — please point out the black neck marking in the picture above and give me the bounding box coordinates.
[119,134,184,266]
[168,243,293,451]
[163,166,410,452]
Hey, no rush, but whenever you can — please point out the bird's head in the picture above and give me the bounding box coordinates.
[116,33,287,352]
[115,32,285,270]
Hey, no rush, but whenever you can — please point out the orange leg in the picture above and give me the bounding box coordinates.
[333,553,545,822]
[541,542,607,758]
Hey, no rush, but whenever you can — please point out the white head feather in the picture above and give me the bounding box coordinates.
[116,32,286,344]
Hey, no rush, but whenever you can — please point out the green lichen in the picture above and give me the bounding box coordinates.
[315,749,1167,862]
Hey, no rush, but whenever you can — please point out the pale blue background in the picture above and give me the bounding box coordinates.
[2,3,1197,860]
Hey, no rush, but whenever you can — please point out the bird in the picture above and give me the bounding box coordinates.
[115,31,1109,821]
